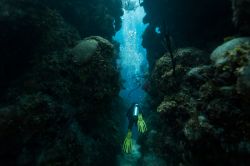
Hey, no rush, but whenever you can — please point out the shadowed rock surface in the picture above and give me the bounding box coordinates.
[141,0,235,70]
[0,0,123,165]
[232,0,250,35]
[139,1,250,165]
[1,0,250,165]
[140,39,250,166]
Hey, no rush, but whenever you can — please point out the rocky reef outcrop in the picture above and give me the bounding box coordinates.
[0,0,123,94]
[146,48,210,98]
[141,0,235,70]
[0,0,123,165]
[141,38,250,165]
[141,2,250,164]
[0,35,121,165]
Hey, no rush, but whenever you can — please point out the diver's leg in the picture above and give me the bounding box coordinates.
[128,118,134,130]
[134,116,138,125]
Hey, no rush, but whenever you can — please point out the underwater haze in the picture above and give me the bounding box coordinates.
[0,0,250,166]
[114,3,148,107]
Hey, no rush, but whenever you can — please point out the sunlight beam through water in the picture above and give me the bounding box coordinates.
[114,3,149,105]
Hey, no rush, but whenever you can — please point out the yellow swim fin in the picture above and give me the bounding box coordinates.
[122,130,133,153]
[137,113,147,133]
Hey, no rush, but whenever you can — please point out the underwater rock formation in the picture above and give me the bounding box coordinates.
[0,0,123,95]
[0,0,123,165]
[141,0,235,70]
[0,36,121,165]
[141,38,250,165]
[211,37,250,66]
[72,38,99,65]
[141,2,250,163]
[146,47,210,98]
[72,36,115,66]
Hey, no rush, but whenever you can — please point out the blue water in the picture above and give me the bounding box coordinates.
[114,5,149,106]
[114,4,149,165]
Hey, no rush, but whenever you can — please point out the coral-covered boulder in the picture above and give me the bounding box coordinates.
[148,47,209,96]
[210,37,250,100]
[72,36,113,65]
[210,37,250,66]
[72,38,98,65]
[0,35,121,165]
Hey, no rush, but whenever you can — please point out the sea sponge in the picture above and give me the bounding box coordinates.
[72,38,98,65]
[71,36,114,65]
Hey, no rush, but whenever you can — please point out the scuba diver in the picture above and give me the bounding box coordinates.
[123,103,147,153]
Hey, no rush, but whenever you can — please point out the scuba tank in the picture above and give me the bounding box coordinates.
[133,104,139,116]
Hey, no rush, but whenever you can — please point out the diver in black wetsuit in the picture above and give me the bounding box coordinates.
[127,103,141,130]
[122,103,147,153]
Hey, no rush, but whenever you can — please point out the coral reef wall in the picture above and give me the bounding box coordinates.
[0,0,123,93]
[140,0,250,166]
[142,43,250,165]
[0,0,123,165]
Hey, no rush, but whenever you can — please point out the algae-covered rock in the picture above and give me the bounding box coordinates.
[157,100,177,113]
[148,47,209,97]
[72,38,99,65]
[210,38,250,98]
[175,48,210,67]
[210,37,250,66]
[0,0,123,165]
[186,65,212,84]
[0,35,121,165]
[143,40,250,165]
[72,36,114,65]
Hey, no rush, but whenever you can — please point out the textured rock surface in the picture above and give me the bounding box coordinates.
[141,40,250,165]
[0,0,123,165]
[0,0,123,94]
[72,36,115,65]
[72,39,99,65]
[139,1,250,165]
[0,36,122,165]
[147,47,210,98]
[211,37,250,66]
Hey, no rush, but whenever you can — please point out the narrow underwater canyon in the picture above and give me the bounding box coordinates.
[0,0,250,166]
